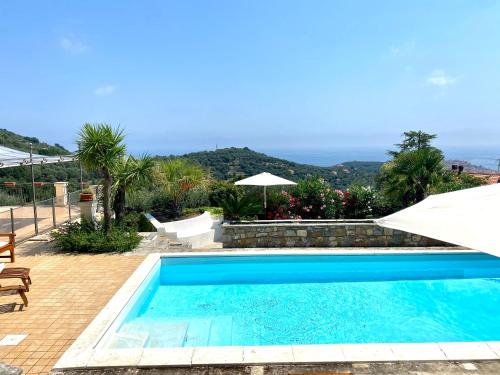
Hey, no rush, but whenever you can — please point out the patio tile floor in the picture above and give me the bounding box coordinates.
[0,241,144,375]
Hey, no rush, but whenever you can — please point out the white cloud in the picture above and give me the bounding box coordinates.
[427,69,458,87]
[94,85,116,96]
[59,35,88,54]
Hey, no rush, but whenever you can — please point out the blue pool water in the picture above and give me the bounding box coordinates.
[106,253,500,348]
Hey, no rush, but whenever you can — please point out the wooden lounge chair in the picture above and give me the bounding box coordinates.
[0,284,28,306]
[0,267,31,291]
[0,233,16,263]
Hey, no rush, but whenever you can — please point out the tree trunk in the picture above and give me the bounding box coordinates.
[102,170,113,232]
[113,186,126,225]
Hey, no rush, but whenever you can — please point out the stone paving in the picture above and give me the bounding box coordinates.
[0,240,145,375]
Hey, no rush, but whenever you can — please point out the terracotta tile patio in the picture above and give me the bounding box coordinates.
[0,241,145,375]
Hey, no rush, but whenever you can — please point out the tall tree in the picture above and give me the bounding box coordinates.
[112,155,155,224]
[380,131,444,206]
[389,131,437,157]
[76,123,126,231]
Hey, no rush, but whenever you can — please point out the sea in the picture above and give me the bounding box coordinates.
[260,146,500,171]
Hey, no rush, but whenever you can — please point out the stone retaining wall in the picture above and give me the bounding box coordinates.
[222,220,450,248]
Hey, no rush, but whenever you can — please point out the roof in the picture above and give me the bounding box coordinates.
[468,172,500,185]
[0,145,76,169]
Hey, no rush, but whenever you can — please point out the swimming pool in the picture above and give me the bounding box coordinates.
[101,252,500,349]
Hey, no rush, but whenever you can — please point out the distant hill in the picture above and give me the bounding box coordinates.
[0,128,70,155]
[172,147,383,189]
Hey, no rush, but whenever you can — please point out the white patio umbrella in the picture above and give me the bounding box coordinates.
[375,183,500,257]
[235,172,297,209]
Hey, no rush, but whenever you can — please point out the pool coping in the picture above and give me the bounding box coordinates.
[54,249,500,369]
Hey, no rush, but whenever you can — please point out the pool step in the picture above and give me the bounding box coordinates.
[208,315,233,346]
[121,321,188,348]
[184,318,211,346]
[119,316,233,348]
[107,331,148,349]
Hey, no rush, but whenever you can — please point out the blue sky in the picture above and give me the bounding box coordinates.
[1,1,500,163]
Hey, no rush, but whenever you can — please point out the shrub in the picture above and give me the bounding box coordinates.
[266,189,294,219]
[149,191,178,220]
[183,185,210,209]
[183,206,223,216]
[122,211,155,232]
[219,192,262,220]
[208,180,243,206]
[126,189,153,212]
[430,171,486,194]
[291,177,343,219]
[52,220,141,253]
[342,185,376,219]
[0,190,20,206]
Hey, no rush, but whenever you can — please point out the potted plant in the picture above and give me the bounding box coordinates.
[34,181,44,187]
[79,188,94,202]
[3,181,16,187]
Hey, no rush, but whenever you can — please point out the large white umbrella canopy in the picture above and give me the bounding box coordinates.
[235,172,297,208]
[0,145,75,168]
[375,183,500,257]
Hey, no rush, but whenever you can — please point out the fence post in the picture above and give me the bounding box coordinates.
[52,198,57,228]
[10,208,14,234]
[67,191,71,221]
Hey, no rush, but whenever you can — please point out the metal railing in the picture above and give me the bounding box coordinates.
[0,189,85,243]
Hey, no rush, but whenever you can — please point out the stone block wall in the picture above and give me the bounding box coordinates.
[222,220,450,248]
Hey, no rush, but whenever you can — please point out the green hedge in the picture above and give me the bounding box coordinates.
[52,221,141,253]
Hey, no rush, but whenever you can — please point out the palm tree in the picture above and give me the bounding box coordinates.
[219,192,262,220]
[154,158,210,217]
[112,155,155,224]
[76,123,126,231]
[382,147,444,205]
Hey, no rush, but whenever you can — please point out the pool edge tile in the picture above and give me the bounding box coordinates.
[139,347,193,366]
[390,343,446,361]
[486,341,500,357]
[192,346,244,365]
[87,348,143,367]
[53,349,94,369]
[243,345,294,364]
[341,343,396,362]
[438,342,499,360]
[292,344,345,363]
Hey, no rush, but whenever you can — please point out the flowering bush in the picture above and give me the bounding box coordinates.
[265,179,392,220]
[342,184,375,218]
[266,189,295,219]
[266,177,343,219]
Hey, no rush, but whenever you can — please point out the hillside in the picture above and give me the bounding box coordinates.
[0,128,70,155]
[177,147,383,189]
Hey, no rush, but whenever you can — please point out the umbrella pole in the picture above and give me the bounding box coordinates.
[264,186,267,214]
